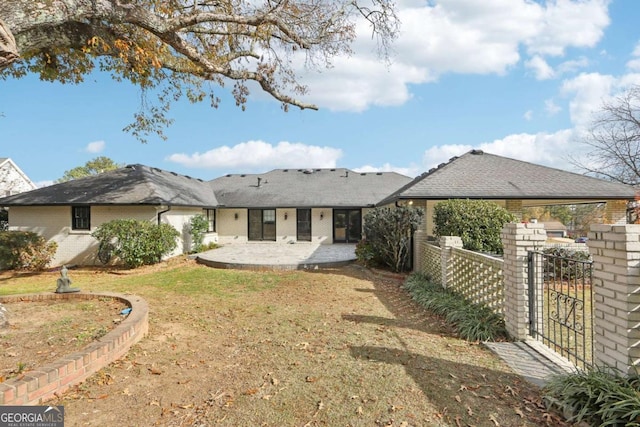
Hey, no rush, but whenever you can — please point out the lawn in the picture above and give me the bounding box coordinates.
[0,258,567,426]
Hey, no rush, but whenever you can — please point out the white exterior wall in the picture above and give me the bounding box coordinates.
[158,207,219,256]
[217,209,248,244]
[8,205,157,266]
[216,208,335,245]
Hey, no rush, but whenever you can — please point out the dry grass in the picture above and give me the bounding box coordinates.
[0,258,568,426]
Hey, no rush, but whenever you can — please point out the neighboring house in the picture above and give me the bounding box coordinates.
[0,165,411,266]
[0,158,37,196]
[538,221,567,238]
[379,150,637,235]
[0,158,38,230]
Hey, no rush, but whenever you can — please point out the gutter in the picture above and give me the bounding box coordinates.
[157,206,171,225]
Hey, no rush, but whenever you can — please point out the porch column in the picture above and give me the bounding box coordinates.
[605,200,629,225]
[440,236,463,289]
[413,230,427,273]
[501,222,547,340]
[588,224,640,374]
[505,200,523,221]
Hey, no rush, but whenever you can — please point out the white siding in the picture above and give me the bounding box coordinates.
[0,160,36,196]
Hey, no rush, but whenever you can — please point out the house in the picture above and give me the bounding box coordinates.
[0,165,412,266]
[0,158,37,196]
[0,150,636,267]
[538,221,567,238]
[379,150,637,235]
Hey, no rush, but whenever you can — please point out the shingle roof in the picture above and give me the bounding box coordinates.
[209,168,413,208]
[380,150,637,204]
[0,164,218,207]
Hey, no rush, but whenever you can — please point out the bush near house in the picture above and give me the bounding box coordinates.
[433,199,517,254]
[360,206,424,272]
[0,231,57,271]
[92,219,180,268]
[189,214,209,253]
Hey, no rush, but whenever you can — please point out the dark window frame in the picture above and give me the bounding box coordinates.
[71,206,91,230]
[205,209,216,232]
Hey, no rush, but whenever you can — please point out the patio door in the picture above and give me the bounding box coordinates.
[334,209,361,243]
[297,209,312,241]
[248,209,276,241]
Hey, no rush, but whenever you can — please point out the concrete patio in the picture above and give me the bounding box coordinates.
[195,242,357,270]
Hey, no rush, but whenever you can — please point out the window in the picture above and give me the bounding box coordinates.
[205,209,216,232]
[72,206,91,230]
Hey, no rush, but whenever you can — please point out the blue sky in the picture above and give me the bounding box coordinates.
[2,0,640,187]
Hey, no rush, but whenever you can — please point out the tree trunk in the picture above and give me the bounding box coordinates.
[0,303,8,328]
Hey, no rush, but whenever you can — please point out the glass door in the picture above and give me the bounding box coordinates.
[297,209,312,241]
[334,209,361,243]
[248,209,276,241]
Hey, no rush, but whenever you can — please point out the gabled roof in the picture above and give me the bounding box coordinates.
[379,150,637,205]
[0,157,37,191]
[209,168,413,208]
[0,164,218,207]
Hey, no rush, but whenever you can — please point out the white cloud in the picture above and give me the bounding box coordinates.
[35,180,54,188]
[626,41,640,71]
[298,0,611,111]
[85,140,105,153]
[545,99,562,115]
[560,72,615,128]
[353,163,421,177]
[524,0,610,57]
[526,55,555,80]
[523,110,533,121]
[167,140,343,170]
[422,129,576,171]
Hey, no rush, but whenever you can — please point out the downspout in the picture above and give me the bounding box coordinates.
[157,206,171,225]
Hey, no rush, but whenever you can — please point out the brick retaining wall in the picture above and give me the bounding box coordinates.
[0,292,149,405]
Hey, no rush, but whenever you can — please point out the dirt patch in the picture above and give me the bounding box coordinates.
[0,298,128,381]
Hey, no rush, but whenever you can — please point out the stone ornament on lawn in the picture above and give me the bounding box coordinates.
[55,265,80,293]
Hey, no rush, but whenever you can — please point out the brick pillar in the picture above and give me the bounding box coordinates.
[413,230,427,273]
[501,223,547,340]
[588,224,640,374]
[440,236,463,288]
[605,200,629,225]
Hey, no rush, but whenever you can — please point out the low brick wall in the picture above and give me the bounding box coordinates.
[0,292,149,405]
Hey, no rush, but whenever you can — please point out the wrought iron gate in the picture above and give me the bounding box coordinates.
[527,250,594,370]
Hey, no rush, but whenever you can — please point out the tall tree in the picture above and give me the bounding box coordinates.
[571,85,640,186]
[57,156,123,182]
[0,0,398,141]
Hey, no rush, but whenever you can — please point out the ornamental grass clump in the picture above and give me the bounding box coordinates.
[543,367,640,426]
[403,273,508,342]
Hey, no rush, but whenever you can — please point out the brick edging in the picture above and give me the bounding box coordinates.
[0,292,149,405]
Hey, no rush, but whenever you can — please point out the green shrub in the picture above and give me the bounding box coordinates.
[403,273,508,342]
[544,367,640,426]
[92,219,180,268]
[542,247,592,280]
[189,214,209,253]
[433,199,517,254]
[0,231,58,271]
[362,206,424,272]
